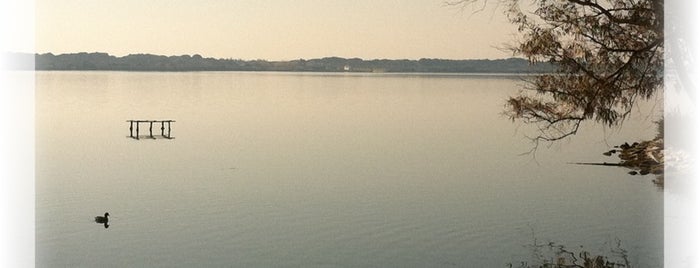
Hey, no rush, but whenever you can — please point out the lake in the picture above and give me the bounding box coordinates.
[36,71,662,267]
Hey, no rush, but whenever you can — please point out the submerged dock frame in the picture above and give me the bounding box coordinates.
[127,120,175,140]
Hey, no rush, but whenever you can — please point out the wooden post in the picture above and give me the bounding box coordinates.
[128,120,173,140]
[149,121,154,139]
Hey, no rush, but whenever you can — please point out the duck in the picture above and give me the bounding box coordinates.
[95,212,110,224]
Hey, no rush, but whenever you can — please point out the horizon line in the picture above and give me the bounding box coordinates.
[24,51,524,62]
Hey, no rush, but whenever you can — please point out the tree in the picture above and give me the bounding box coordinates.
[452,0,664,145]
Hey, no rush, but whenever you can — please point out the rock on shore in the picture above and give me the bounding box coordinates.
[604,138,664,185]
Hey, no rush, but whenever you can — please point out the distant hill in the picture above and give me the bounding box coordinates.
[25,52,555,73]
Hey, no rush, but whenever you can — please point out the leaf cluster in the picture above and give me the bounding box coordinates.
[506,0,663,143]
[450,0,663,144]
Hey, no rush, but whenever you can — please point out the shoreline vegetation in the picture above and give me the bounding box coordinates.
[605,119,665,187]
[510,239,631,268]
[9,52,555,73]
[574,119,664,187]
[605,138,664,186]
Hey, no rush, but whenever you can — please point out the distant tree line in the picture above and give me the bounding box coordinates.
[27,52,554,73]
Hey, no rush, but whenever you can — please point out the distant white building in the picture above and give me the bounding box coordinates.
[343,65,350,71]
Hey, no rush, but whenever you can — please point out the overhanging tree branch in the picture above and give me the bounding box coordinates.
[454,0,664,148]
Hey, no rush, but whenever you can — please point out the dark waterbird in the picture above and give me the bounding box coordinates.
[95,212,110,228]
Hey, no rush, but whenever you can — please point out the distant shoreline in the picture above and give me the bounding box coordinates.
[7,52,556,73]
[31,70,552,78]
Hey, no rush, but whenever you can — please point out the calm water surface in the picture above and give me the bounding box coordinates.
[36,71,662,267]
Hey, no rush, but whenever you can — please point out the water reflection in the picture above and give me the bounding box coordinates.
[35,72,662,267]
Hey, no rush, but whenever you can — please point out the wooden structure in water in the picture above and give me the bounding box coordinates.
[127,120,175,140]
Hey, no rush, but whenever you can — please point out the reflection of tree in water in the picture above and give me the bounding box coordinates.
[509,239,630,268]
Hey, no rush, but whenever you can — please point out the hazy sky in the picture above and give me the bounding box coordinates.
[36,0,518,60]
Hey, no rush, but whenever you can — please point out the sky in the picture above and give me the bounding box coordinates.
[35,0,518,60]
